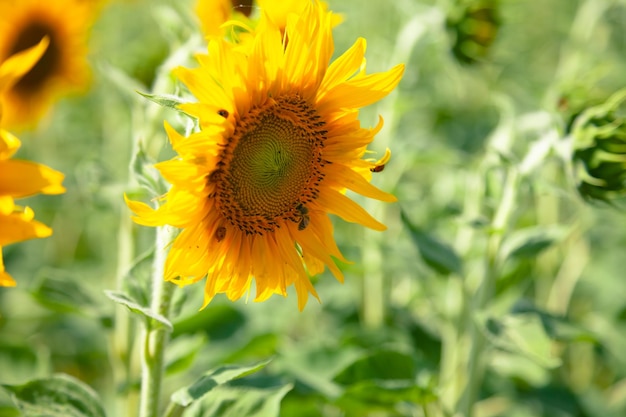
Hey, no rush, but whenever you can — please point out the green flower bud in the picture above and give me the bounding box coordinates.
[446,0,500,65]
[570,89,626,203]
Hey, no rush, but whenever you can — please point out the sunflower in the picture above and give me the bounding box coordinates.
[195,0,339,40]
[0,38,66,286]
[0,0,94,128]
[195,0,253,38]
[127,1,404,309]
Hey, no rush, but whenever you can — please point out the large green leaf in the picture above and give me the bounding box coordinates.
[165,334,208,376]
[401,210,463,275]
[278,345,364,399]
[222,333,279,363]
[483,313,561,369]
[184,382,293,417]
[334,349,416,385]
[170,359,272,407]
[2,374,106,417]
[499,225,567,261]
[30,270,98,315]
[104,290,172,331]
[336,379,437,411]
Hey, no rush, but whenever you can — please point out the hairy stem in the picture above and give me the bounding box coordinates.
[139,225,176,417]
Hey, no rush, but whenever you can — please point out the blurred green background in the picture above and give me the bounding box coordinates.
[2,0,626,416]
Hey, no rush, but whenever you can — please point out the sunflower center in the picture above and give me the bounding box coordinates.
[214,95,328,235]
[8,21,60,94]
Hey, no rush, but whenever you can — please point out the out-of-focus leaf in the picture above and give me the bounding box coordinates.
[165,334,207,376]
[401,210,463,275]
[184,382,292,417]
[500,225,567,261]
[104,290,172,331]
[121,247,155,307]
[170,359,272,407]
[511,300,600,343]
[97,61,146,98]
[130,146,168,198]
[223,333,279,363]
[2,374,106,417]
[483,313,561,369]
[279,345,364,399]
[337,379,437,411]
[334,349,416,385]
[172,304,246,341]
[30,270,98,315]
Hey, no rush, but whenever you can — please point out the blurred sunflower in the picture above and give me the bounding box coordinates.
[0,0,94,128]
[195,0,340,40]
[127,1,404,309]
[195,0,253,38]
[0,38,66,287]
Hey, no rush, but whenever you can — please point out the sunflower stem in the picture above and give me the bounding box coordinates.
[139,225,176,417]
[455,168,519,417]
[110,210,138,416]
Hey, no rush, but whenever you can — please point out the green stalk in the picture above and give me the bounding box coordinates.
[456,168,519,417]
[110,211,138,416]
[139,225,176,417]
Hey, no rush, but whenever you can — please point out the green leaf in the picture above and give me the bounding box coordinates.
[278,345,363,399]
[400,210,463,275]
[184,382,293,417]
[104,290,172,331]
[165,334,207,376]
[334,349,416,385]
[30,269,98,315]
[130,147,168,198]
[500,226,567,261]
[2,374,106,417]
[170,359,272,407]
[172,304,246,341]
[337,379,437,410]
[136,91,187,112]
[483,313,561,369]
[222,333,279,363]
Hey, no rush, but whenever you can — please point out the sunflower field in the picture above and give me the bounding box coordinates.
[2,0,626,416]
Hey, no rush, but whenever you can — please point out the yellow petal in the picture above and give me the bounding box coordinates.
[124,195,166,227]
[316,187,387,231]
[325,163,397,202]
[318,64,405,112]
[0,195,14,215]
[0,160,65,198]
[0,207,52,246]
[0,129,21,160]
[319,37,365,94]
[0,37,49,93]
[292,222,344,283]
[0,248,16,287]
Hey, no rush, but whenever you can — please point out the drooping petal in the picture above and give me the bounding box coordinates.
[0,206,52,246]
[316,187,387,231]
[324,162,397,202]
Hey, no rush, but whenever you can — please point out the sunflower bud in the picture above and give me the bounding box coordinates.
[446,0,500,65]
[570,89,626,202]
